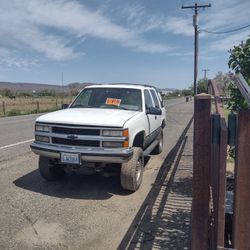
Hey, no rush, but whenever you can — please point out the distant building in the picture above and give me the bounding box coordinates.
[159,89,175,96]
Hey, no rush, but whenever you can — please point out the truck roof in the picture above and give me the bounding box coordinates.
[85,83,157,90]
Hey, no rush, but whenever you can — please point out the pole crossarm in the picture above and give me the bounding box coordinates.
[181,3,211,9]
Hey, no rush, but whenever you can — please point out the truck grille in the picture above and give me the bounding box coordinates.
[52,126,100,136]
[50,125,101,147]
[52,138,99,147]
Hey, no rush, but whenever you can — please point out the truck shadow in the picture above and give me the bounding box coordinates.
[117,116,193,250]
[13,156,151,200]
[14,170,129,200]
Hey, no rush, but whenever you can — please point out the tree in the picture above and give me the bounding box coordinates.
[168,90,182,97]
[182,86,194,96]
[228,37,250,78]
[0,88,15,98]
[38,89,56,97]
[197,79,208,94]
[228,37,250,111]
[213,71,232,96]
[69,83,80,96]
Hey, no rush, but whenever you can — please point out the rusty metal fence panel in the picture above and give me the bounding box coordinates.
[233,110,250,249]
[210,80,228,249]
[210,116,227,249]
[193,76,250,249]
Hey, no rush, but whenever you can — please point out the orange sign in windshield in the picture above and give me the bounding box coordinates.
[105,98,121,106]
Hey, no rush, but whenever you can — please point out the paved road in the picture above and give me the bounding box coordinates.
[0,98,193,250]
[0,114,38,147]
[0,113,40,163]
[0,98,184,147]
[0,98,185,162]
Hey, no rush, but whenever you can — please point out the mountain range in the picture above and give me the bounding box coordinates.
[0,81,178,93]
[0,82,93,93]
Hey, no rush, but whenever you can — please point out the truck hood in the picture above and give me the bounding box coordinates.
[36,108,140,127]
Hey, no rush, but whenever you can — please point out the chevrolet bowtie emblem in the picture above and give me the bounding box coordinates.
[67,135,78,140]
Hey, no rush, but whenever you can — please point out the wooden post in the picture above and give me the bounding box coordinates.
[56,98,58,107]
[2,101,5,115]
[233,110,250,249]
[36,101,40,113]
[192,94,211,250]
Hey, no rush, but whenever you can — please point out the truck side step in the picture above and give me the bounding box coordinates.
[143,139,159,156]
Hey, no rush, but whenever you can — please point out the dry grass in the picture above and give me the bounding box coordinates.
[0,97,74,116]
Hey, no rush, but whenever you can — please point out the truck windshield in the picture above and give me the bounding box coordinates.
[70,87,142,111]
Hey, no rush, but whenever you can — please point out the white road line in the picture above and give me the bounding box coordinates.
[164,101,185,108]
[0,118,37,126]
[0,139,34,150]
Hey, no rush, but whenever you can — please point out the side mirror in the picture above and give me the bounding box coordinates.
[62,103,69,109]
[146,107,162,115]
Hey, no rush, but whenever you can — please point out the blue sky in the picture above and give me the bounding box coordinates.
[0,0,249,89]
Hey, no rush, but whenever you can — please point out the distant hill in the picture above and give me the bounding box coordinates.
[0,82,177,94]
[0,82,93,93]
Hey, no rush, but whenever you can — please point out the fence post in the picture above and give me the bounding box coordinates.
[233,110,250,249]
[36,101,40,113]
[192,94,211,250]
[2,101,5,115]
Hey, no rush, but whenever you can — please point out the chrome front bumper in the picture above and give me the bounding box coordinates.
[30,142,134,163]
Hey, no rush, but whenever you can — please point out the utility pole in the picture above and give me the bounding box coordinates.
[202,69,210,94]
[202,69,210,80]
[182,3,211,95]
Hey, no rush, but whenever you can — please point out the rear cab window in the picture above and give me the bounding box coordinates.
[149,89,160,108]
[144,90,154,111]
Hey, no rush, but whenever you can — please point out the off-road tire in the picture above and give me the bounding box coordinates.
[39,156,65,181]
[153,131,163,154]
[120,147,144,191]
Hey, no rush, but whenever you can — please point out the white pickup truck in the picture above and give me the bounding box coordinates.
[31,84,166,191]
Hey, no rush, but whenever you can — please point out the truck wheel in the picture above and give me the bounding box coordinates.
[39,156,65,181]
[153,131,163,154]
[120,147,144,192]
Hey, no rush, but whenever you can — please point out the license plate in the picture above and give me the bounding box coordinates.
[61,152,80,165]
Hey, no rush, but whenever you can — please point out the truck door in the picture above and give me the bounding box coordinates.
[144,89,161,146]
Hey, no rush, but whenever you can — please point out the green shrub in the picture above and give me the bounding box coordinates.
[7,109,22,116]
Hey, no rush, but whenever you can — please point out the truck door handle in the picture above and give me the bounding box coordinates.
[155,115,157,120]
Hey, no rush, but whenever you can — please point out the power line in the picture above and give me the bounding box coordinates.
[182,3,211,95]
[200,24,250,34]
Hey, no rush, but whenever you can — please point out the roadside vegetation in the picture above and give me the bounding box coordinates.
[228,37,250,111]
[0,90,74,117]
[227,37,250,160]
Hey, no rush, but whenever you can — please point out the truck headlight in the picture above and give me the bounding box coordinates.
[35,124,49,132]
[102,130,123,137]
[102,141,123,148]
[102,129,128,137]
[35,135,49,143]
